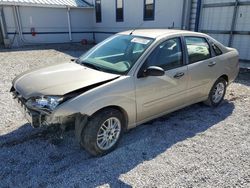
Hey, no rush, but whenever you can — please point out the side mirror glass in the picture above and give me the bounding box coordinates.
[143,66,165,77]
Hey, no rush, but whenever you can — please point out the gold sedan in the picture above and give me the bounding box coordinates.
[11,29,239,156]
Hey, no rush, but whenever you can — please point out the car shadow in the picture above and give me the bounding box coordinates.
[0,101,235,187]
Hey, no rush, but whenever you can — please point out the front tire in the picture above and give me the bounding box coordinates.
[205,78,227,107]
[80,109,124,156]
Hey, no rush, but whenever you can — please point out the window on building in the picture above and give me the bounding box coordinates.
[185,37,211,64]
[116,0,124,22]
[144,0,155,21]
[95,0,102,23]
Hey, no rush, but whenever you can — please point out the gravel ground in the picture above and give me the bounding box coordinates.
[0,44,250,188]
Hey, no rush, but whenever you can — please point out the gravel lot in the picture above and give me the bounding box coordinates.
[0,44,249,188]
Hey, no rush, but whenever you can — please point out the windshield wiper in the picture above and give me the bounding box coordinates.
[72,58,81,64]
[78,60,122,75]
[81,61,103,71]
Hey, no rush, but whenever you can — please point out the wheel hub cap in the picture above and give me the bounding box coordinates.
[212,82,225,103]
[96,117,121,150]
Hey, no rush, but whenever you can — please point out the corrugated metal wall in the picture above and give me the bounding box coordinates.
[197,0,250,62]
[0,24,3,44]
[0,7,4,45]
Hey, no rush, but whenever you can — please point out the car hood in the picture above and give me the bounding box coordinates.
[13,62,119,99]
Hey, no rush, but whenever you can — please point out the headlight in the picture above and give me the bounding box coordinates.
[26,96,64,111]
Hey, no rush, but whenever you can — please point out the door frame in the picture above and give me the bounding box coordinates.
[133,35,189,77]
[133,36,189,123]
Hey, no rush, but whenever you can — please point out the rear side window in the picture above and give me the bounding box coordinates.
[212,44,223,56]
[185,37,211,64]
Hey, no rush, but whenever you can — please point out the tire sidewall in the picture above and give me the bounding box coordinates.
[208,78,227,107]
[81,109,124,156]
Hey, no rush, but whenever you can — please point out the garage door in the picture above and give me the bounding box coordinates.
[198,0,250,62]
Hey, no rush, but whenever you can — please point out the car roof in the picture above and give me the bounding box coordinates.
[119,29,206,39]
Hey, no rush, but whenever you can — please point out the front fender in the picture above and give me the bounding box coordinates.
[52,76,137,128]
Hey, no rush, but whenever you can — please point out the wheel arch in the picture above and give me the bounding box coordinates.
[219,74,229,84]
[91,105,129,130]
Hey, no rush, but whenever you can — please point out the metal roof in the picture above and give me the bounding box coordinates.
[0,0,94,8]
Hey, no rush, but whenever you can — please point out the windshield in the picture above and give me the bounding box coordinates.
[77,34,154,75]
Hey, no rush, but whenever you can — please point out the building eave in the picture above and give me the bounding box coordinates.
[0,2,94,9]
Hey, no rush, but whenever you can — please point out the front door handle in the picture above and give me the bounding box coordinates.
[173,72,184,79]
[208,61,216,67]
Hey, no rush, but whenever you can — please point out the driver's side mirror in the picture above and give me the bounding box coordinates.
[140,66,165,77]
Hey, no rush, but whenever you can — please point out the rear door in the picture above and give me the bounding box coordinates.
[135,37,189,123]
[184,36,218,101]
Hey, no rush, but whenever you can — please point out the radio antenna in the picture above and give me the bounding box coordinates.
[129,9,162,35]
[129,22,145,35]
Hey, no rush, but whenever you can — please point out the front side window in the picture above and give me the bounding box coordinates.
[185,37,211,64]
[95,0,102,23]
[145,38,183,70]
[78,35,154,74]
[144,0,155,21]
[116,0,124,22]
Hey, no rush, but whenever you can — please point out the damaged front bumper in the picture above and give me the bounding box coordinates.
[11,89,71,128]
[13,94,61,128]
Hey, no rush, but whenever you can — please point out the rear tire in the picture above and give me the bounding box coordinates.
[80,108,124,156]
[205,78,227,107]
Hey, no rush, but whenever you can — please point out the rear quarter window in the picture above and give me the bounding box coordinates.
[212,44,223,56]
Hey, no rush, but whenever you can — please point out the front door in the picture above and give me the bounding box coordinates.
[135,37,188,123]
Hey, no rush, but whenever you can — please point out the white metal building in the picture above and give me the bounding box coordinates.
[92,0,188,42]
[0,0,249,62]
[91,0,250,62]
[0,0,192,47]
[0,0,94,46]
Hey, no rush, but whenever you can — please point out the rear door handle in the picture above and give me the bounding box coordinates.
[208,61,216,67]
[173,72,184,79]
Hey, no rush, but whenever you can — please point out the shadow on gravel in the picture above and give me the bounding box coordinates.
[0,101,235,187]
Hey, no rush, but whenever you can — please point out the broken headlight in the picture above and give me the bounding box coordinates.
[26,96,64,111]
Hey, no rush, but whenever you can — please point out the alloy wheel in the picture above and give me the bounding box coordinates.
[96,117,121,150]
